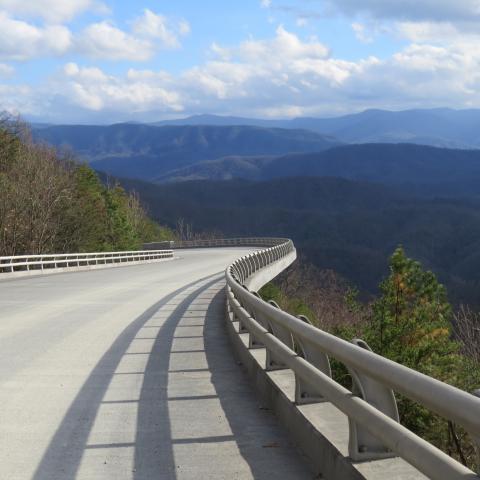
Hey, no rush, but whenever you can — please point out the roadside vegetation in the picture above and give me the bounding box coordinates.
[261,248,480,470]
[0,116,173,256]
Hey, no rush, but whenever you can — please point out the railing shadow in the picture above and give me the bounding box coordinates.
[202,288,310,479]
[132,277,223,479]
[32,273,221,480]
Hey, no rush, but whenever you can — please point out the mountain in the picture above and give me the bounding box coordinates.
[34,123,341,180]
[151,114,280,128]
[151,108,480,149]
[156,143,480,195]
[118,176,480,305]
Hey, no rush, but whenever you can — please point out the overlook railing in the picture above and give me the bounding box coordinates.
[0,249,173,274]
[144,237,287,249]
[225,238,480,480]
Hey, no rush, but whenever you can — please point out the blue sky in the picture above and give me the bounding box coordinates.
[0,0,479,123]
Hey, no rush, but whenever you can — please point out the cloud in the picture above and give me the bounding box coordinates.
[0,0,108,23]
[3,24,480,122]
[77,10,190,61]
[0,12,72,60]
[55,62,183,115]
[78,21,154,61]
[327,0,480,22]
[132,9,190,48]
[0,7,189,62]
[226,25,329,64]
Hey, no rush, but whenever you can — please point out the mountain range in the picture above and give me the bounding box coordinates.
[29,107,480,305]
[156,143,480,195]
[34,123,340,180]
[152,108,480,149]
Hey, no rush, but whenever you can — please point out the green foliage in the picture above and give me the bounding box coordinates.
[361,247,478,467]
[0,119,173,255]
[365,247,456,370]
[267,249,479,469]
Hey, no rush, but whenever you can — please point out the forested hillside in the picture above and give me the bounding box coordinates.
[34,124,340,180]
[0,118,171,256]
[157,143,480,196]
[118,176,480,306]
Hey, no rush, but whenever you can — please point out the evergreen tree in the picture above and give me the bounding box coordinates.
[364,247,467,457]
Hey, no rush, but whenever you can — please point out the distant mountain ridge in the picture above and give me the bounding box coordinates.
[152,108,480,149]
[34,123,341,180]
[156,143,480,195]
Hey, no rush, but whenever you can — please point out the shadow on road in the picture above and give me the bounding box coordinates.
[32,274,221,480]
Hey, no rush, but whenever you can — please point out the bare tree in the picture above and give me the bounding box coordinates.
[276,257,369,332]
[454,305,480,365]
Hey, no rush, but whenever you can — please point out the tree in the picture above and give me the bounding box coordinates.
[363,247,474,463]
[366,247,456,373]
[0,116,173,256]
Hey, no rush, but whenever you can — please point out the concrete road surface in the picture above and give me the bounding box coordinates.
[0,248,312,480]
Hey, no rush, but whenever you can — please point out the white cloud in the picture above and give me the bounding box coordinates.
[228,26,329,64]
[260,0,272,8]
[132,9,190,49]
[0,12,72,60]
[78,21,154,61]
[52,63,183,115]
[4,24,480,122]
[0,7,188,62]
[393,21,480,45]
[77,10,190,61]
[0,0,108,23]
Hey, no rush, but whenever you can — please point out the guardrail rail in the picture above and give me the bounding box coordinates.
[224,238,480,480]
[0,249,174,274]
[144,237,288,249]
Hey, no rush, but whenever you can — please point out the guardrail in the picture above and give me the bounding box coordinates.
[0,250,174,274]
[144,237,287,249]
[225,238,480,479]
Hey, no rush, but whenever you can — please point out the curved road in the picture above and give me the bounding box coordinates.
[0,248,311,480]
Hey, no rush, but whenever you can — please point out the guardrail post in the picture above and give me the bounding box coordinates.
[265,300,292,371]
[293,315,332,404]
[347,338,399,461]
[247,291,265,349]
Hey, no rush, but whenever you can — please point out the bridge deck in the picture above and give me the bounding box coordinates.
[0,249,311,479]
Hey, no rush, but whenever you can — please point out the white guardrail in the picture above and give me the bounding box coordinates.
[0,249,173,274]
[222,238,480,480]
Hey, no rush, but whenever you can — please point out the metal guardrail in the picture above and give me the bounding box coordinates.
[225,238,480,480]
[0,249,174,274]
[144,238,288,249]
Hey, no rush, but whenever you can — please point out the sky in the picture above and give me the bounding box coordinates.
[0,0,479,123]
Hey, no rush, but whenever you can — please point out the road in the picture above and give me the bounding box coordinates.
[0,248,311,480]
